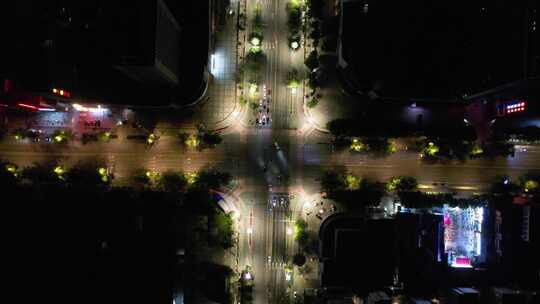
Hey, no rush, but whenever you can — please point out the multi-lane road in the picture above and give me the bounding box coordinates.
[2,1,540,304]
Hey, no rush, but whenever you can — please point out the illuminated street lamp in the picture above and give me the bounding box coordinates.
[286,227,293,235]
[524,180,539,193]
[185,172,199,185]
[250,36,260,47]
[291,41,299,50]
[249,83,258,98]
[53,165,66,180]
[185,134,200,148]
[350,138,364,152]
[285,272,292,281]
[285,267,292,281]
[146,133,158,145]
[425,142,439,156]
[344,173,360,190]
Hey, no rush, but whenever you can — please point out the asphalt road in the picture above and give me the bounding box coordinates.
[3,127,540,304]
[3,1,540,303]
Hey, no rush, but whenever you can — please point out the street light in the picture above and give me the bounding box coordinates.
[250,37,260,46]
[291,41,299,50]
[287,227,293,235]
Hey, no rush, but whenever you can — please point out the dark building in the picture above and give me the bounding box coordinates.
[443,287,480,304]
[319,214,396,294]
[109,0,181,86]
[2,0,210,105]
[338,0,537,101]
[490,287,528,304]
[490,201,540,290]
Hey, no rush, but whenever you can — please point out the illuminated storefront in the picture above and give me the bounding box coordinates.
[443,205,485,268]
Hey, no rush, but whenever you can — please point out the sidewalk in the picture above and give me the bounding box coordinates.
[303,54,357,133]
[194,4,241,129]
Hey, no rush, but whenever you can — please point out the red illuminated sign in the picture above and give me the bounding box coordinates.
[497,99,527,116]
[52,88,71,98]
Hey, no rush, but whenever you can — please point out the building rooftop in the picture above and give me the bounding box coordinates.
[340,0,535,99]
[319,214,396,293]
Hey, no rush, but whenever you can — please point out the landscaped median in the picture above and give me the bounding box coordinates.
[326,117,515,160]
[178,125,223,150]
[318,170,540,213]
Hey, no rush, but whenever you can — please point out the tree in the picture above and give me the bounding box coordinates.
[51,129,74,144]
[287,5,301,32]
[519,173,540,194]
[307,72,319,93]
[133,168,151,186]
[294,218,308,242]
[197,170,232,189]
[0,160,20,186]
[200,131,223,148]
[253,4,264,33]
[302,232,319,255]
[357,179,385,207]
[487,141,515,158]
[387,176,418,192]
[242,50,266,83]
[306,0,324,19]
[327,119,355,137]
[364,137,395,156]
[320,171,344,194]
[292,253,306,267]
[22,162,62,185]
[213,210,235,249]
[66,160,110,186]
[287,68,301,88]
[306,97,319,108]
[305,50,319,71]
[159,171,187,192]
[398,191,431,209]
[298,264,312,277]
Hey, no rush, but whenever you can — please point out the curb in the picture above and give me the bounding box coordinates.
[302,98,330,134]
[301,11,329,135]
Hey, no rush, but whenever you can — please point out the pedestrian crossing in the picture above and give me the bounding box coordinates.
[261,41,278,50]
[267,260,287,269]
